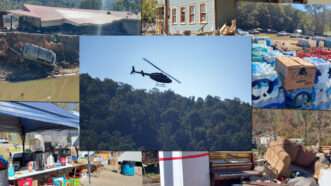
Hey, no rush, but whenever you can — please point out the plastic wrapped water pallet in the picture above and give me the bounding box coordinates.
[252,62,284,108]
[311,82,331,110]
[304,57,331,85]
[252,43,269,63]
[285,88,313,109]
[282,51,296,57]
[264,50,283,67]
[253,37,273,47]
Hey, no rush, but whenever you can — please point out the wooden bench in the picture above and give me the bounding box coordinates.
[210,151,262,186]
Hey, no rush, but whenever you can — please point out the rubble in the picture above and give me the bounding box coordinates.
[218,20,236,35]
[257,138,331,186]
[287,177,317,186]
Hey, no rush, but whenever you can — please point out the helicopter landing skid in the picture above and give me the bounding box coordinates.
[155,83,166,87]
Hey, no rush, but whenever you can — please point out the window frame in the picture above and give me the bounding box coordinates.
[171,8,177,24]
[180,7,186,24]
[189,5,195,24]
[200,3,207,24]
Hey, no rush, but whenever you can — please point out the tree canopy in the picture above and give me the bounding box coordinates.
[80,74,252,151]
[237,2,331,35]
[253,109,331,146]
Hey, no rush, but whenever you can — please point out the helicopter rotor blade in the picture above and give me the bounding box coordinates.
[142,58,181,84]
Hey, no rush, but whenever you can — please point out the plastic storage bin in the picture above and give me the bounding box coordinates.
[121,162,135,176]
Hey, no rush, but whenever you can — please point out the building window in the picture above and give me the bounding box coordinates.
[200,3,207,23]
[189,6,195,24]
[172,8,177,24]
[180,7,186,23]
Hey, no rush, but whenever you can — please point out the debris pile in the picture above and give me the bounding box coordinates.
[245,138,331,186]
[0,32,79,82]
[218,20,237,36]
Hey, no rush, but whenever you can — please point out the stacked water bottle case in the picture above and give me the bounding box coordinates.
[252,37,331,110]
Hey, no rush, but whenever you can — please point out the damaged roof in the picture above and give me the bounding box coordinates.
[8,4,140,27]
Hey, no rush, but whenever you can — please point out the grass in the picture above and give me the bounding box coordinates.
[0,75,79,102]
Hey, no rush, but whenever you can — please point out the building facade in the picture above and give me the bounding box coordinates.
[165,0,236,34]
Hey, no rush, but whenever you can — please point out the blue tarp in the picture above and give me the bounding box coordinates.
[0,102,79,132]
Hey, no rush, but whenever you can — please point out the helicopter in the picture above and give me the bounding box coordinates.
[130,58,181,84]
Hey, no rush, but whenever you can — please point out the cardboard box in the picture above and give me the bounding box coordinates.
[264,145,291,177]
[276,56,316,90]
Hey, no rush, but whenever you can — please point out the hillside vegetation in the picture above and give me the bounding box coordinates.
[253,109,331,146]
[80,74,252,151]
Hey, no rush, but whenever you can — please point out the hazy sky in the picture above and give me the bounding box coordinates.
[292,4,331,11]
[80,36,251,103]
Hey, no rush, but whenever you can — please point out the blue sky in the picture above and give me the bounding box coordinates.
[292,4,331,11]
[80,36,251,103]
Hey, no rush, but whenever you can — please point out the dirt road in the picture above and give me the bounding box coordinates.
[81,165,142,186]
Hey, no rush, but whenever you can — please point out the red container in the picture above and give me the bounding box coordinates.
[60,157,66,166]
[18,178,33,186]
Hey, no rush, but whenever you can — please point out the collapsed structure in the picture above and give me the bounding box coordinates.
[1,4,141,35]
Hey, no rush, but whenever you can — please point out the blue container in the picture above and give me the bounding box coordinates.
[8,164,15,177]
[121,162,135,176]
[325,38,331,48]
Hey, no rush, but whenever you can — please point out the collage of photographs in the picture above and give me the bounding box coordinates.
[0,0,330,186]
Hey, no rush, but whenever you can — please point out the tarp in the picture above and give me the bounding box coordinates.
[0,102,79,133]
[118,151,142,162]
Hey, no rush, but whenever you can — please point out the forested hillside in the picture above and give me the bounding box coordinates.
[80,74,252,150]
[253,109,331,146]
[0,0,140,12]
[237,2,331,35]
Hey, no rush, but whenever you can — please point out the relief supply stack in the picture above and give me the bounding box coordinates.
[276,56,316,109]
[252,62,284,108]
[304,57,331,109]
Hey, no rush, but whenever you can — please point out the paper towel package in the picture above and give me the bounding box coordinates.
[252,62,284,108]
[159,151,210,186]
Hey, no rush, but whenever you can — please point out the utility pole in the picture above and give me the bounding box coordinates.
[164,0,169,34]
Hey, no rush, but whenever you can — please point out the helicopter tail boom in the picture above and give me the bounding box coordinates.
[131,66,135,74]
[131,66,147,77]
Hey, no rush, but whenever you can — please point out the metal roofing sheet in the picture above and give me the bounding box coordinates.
[0,102,79,132]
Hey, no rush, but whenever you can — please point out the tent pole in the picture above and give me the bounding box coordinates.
[88,150,91,184]
[21,124,25,167]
